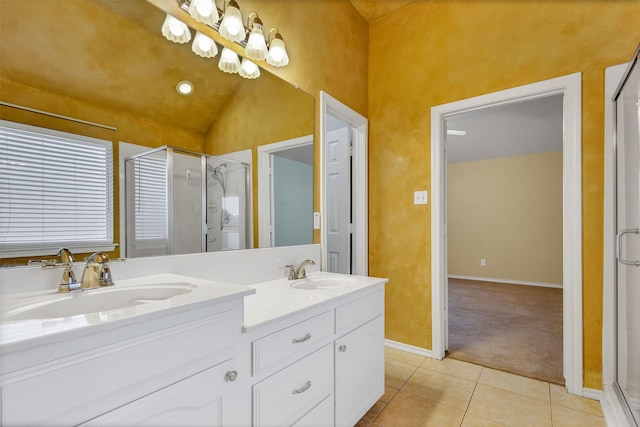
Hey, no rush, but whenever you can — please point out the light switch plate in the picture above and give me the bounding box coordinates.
[414,191,428,205]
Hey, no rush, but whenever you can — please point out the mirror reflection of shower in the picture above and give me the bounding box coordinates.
[124,146,251,258]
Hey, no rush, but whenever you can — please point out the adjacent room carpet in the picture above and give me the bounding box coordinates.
[447,278,564,385]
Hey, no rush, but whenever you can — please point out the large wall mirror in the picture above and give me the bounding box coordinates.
[0,0,314,263]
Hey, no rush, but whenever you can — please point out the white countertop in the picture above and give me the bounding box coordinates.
[242,271,388,332]
[0,273,255,348]
[0,270,388,349]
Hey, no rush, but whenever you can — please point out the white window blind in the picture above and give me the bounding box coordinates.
[0,120,115,258]
[131,155,167,242]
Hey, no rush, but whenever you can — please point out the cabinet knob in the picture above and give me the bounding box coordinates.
[225,370,238,382]
[339,345,347,352]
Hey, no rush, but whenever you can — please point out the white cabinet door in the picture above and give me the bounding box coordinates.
[334,316,384,427]
[81,359,238,426]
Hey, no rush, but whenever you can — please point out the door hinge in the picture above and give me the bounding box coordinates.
[348,223,353,234]
[348,146,354,157]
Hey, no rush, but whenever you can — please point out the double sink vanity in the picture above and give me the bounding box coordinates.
[0,245,387,426]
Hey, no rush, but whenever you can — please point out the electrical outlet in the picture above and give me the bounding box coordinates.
[480,259,486,267]
[414,191,428,205]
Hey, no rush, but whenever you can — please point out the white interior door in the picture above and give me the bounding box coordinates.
[615,59,640,425]
[325,127,351,273]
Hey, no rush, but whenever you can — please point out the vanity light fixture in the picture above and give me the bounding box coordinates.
[446,130,467,136]
[192,31,218,58]
[266,28,289,67]
[176,80,194,95]
[239,57,260,79]
[219,0,245,42]
[188,0,219,26]
[161,14,191,44]
[244,13,268,61]
[218,47,241,73]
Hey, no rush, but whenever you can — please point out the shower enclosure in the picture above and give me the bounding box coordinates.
[124,146,251,258]
[614,44,640,426]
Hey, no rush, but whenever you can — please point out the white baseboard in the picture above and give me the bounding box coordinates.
[583,387,603,400]
[448,275,563,289]
[384,339,434,359]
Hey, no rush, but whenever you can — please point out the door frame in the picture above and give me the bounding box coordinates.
[257,135,313,248]
[431,73,583,394]
[320,91,368,275]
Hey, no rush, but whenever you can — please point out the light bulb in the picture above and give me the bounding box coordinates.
[218,47,240,73]
[239,58,260,79]
[189,0,219,25]
[245,23,268,61]
[192,31,218,58]
[219,0,244,42]
[266,35,288,67]
[161,14,191,44]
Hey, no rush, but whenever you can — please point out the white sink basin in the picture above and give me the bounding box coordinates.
[290,275,358,290]
[4,283,195,321]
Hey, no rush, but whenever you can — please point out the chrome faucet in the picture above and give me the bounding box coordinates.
[285,259,316,280]
[81,252,114,290]
[57,247,81,293]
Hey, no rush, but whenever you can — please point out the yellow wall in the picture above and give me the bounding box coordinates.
[448,152,563,285]
[369,0,640,389]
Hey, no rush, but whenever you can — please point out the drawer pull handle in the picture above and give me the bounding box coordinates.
[292,333,311,344]
[225,371,238,382]
[292,381,312,394]
[339,345,347,352]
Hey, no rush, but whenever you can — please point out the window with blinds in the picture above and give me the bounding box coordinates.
[0,120,115,258]
[130,155,167,243]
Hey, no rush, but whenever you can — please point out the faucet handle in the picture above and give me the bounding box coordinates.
[284,265,297,280]
[98,263,114,287]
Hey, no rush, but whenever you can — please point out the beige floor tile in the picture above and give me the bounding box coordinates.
[385,358,418,389]
[385,347,426,367]
[356,400,387,426]
[461,413,509,427]
[402,367,477,410]
[374,390,465,427]
[479,368,550,402]
[549,384,604,417]
[551,404,607,427]
[380,385,399,403]
[467,384,552,427]
[421,357,483,382]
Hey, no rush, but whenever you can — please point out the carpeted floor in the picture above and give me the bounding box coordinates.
[447,278,564,385]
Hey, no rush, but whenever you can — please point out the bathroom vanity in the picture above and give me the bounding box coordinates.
[0,247,387,426]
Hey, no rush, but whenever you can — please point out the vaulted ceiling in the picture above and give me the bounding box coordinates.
[349,0,420,23]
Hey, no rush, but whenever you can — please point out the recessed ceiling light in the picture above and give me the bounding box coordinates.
[176,80,194,96]
[447,130,466,136]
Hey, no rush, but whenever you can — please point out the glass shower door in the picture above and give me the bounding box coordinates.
[615,56,640,426]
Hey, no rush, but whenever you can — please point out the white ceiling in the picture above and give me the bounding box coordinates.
[446,94,564,164]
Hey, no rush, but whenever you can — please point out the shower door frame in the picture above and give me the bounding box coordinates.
[603,47,640,427]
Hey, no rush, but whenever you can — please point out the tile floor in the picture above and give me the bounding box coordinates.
[356,347,607,427]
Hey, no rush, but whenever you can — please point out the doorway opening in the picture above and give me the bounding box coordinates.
[445,96,564,384]
[320,92,368,275]
[431,73,584,394]
[257,135,313,248]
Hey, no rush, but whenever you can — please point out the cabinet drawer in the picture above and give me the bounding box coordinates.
[2,310,236,426]
[292,395,334,427]
[253,344,333,427]
[335,290,384,335]
[252,311,333,376]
